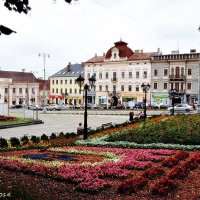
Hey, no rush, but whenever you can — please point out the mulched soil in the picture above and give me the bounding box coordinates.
[0,149,200,200]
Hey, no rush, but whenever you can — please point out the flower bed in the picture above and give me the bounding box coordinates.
[0,146,175,193]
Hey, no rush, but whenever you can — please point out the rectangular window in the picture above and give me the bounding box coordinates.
[25,88,28,93]
[52,80,54,84]
[106,72,109,79]
[113,85,116,91]
[74,89,77,94]
[56,88,58,93]
[70,88,72,93]
[56,80,58,84]
[19,88,22,94]
[128,85,132,91]
[70,79,72,84]
[60,88,63,94]
[121,85,124,91]
[136,85,139,92]
[188,69,192,76]
[164,83,167,90]
[164,69,168,76]
[187,83,191,90]
[99,85,102,91]
[105,85,108,91]
[32,88,34,94]
[12,88,16,93]
[121,72,125,78]
[143,71,147,78]
[65,80,67,84]
[60,80,63,84]
[5,88,8,94]
[113,72,117,79]
[52,88,54,93]
[129,72,132,78]
[154,69,158,76]
[99,73,102,79]
[87,73,90,79]
[136,71,139,78]
[65,89,67,94]
[154,83,157,89]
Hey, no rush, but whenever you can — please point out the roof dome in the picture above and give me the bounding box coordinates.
[105,40,134,59]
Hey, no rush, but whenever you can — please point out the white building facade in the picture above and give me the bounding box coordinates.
[84,40,156,107]
[0,70,39,106]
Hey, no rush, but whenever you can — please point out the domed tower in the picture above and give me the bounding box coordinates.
[105,40,134,61]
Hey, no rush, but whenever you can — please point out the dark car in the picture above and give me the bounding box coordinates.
[134,102,144,109]
[10,104,23,109]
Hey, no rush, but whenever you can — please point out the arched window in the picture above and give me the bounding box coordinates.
[181,67,184,76]
[175,66,180,78]
[114,53,117,59]
[171,67,174,76]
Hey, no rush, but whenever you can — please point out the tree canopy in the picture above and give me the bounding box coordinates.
[0,0,78,35]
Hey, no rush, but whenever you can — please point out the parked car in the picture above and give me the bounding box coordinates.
[62,104,73,110]
[45,104,62,111]
[134,102,144,109]
[167,104,193,113]
[159,103,169,109]
[10,104,23,109]
[28,105,43,111]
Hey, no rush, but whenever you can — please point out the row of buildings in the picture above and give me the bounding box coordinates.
[0,40,200,107]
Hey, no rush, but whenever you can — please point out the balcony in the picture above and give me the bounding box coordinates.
[169,75,186,81]
[111,78,117,82]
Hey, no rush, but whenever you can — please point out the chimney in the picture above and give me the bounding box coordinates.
[67,62,71,72]
[22,68,25,72]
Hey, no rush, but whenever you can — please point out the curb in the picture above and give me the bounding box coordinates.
[0,120,44,129]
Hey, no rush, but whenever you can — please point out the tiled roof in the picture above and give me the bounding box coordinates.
[0,70,38,83]
[50,63,84,78]
[105,40,134,59]
[128,52,157,60]
[84,55,105,63]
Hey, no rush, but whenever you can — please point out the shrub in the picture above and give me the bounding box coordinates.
[162,157,179,168]
[168,166,189,180]
[30,135,40,143]
[41,134,49,141]
[174,151,189,160]
[151,177,178,196]
[20,135,29,145]
[142,166,165,179]
[58,132,64,138]
[117,177,148,194]
[0,138,8,148]
[50,133,57,140]
[10,137,20,147]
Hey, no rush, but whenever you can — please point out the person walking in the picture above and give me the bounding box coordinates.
[129,109,134,121]
[77,123,84,135]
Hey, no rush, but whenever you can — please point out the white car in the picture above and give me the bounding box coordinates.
[168,104,193,113]
[46,104,62,111]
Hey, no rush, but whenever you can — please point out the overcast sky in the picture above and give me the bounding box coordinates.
[0,0,200,78]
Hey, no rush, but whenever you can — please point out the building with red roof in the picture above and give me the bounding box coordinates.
[84,40,157,107]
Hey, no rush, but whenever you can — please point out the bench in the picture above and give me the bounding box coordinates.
[102,122,112,129]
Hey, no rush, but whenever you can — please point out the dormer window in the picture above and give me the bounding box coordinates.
[111,47,119,61]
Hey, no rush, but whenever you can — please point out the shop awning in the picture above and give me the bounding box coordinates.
[49,95,63,99]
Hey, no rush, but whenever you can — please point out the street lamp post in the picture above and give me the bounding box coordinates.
[169,89,176,115]
[76,75,96,140]
[38,53,50,107]
[141,83,151,119]
[197,26,200,113]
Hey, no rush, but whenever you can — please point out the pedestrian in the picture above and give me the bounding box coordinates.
[138,111,144,119]
[129,109,134,121]
[77,122,84,135]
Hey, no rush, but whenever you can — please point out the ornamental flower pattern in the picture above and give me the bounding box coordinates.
[0,146,175,192]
